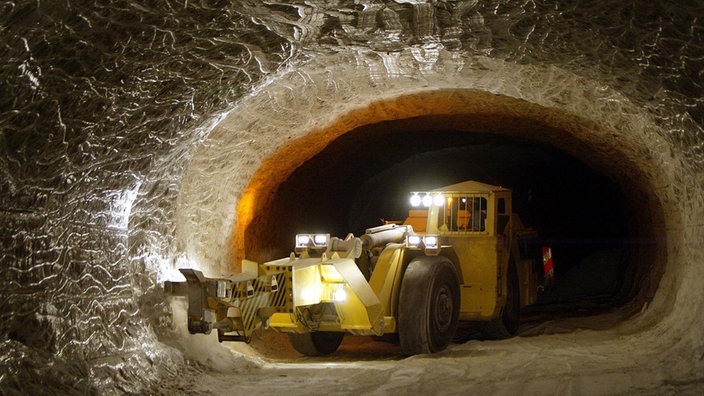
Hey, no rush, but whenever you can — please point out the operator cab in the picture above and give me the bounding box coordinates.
[406,180,512,238]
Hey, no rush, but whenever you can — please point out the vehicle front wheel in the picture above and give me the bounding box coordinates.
[288,331,344,356]
[398,256,460,355]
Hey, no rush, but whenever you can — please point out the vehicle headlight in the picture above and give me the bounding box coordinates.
[296,234,311,247]
[313,234,328,246]
[422,194,433,207]
[332,286,347,303]
[300,286,318,303]
[295,233,330,253]
[423,235,440,255]
[406,234,422,247]
[295,234,310,253]
[423,235,438,248]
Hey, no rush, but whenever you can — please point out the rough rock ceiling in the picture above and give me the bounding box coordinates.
[1,1,702,393]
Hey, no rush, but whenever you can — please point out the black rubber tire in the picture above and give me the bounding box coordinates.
[288,331,344,356]
[480,263,520,339]
[398,256,460,355]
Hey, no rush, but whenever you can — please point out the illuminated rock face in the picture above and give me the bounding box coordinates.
[1,1,702,393]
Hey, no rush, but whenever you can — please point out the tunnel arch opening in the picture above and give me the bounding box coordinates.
[166,54,704,381]
[233,90,664,325]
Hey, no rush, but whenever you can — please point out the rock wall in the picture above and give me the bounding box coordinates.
[1,1,702,392]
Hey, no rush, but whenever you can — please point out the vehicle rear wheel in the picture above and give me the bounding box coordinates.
[480,263,520,339]
[398,256,460,355]
[288,331,344,356]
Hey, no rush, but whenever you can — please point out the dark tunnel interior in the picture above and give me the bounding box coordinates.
[243,116,659,324]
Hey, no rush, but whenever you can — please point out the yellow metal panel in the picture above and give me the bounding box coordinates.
[368,243,405,319]
[336,287,374,330]
[320,264,345,282]
[293,262,323,307]
[459,287,495,320]
[269,313,298,329]
[453,237,499,317]
[241,259,259,277]
[330,259,380,308]
[329,258,383,333]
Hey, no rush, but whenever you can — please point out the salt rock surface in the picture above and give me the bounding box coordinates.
[0,1,702,394]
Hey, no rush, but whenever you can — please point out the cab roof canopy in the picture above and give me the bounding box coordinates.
[429,180,510,194]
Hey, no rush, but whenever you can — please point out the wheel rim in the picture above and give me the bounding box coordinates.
[434,285,453,332]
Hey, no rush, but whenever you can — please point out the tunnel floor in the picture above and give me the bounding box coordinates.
[155,302,689,395]
[241,303,632,363]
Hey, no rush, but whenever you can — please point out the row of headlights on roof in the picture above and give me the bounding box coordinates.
[410,192,445,207]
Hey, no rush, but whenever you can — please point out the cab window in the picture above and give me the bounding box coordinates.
[439,195,487,233]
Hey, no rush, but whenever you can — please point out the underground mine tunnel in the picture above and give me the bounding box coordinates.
[236,113,660,318]
[3,1,703,394]
[170,72,700,392]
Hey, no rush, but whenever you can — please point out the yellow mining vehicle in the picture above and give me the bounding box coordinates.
[165,181,553,355]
